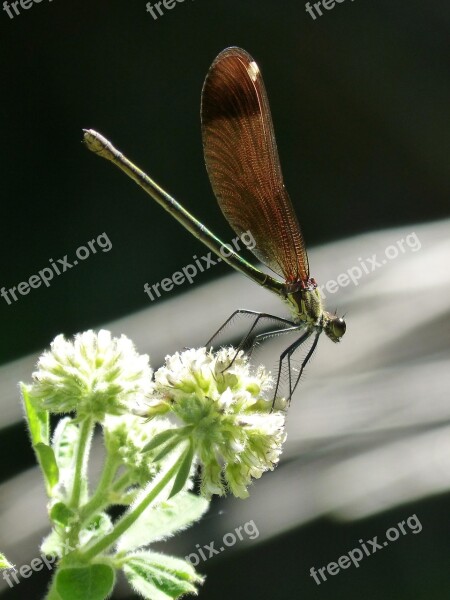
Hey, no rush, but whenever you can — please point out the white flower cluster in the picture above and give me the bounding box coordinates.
[28,330,153,421]
[151,347,287,499]
[27,332,287,500]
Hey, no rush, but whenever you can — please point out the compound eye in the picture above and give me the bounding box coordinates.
[333,318,346,339]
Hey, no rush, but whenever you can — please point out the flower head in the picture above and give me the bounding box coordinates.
[149,347,286,499]
[27,330,152,421]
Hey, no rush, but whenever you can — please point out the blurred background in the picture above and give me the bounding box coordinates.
[0,0,449,598]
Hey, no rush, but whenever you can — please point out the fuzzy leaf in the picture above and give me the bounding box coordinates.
[50,502,75,527]
[153,436,184,463]
[142,429,180,453]
[56,564,115,600]
[52,418,87,502]
[79,512,113,548]
[169,440,194,499]
[22,384,59,493]
[52,418,80,471]
[123,551,203,600]
[117,492,208,553]
[35,442,59,493]
[21,383,49,445]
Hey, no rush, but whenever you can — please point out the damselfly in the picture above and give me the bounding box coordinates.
[84,47,346,402]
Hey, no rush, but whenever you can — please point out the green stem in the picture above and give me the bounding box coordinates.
[111,471,132,494]
[79,453,119,523]
[69,418,94,509]
[78,448,185,562]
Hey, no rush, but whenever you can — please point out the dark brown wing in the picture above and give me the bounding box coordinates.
[201,47,309,283]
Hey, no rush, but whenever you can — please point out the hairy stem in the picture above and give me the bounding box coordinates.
[78,448,186,562]
[79,452,119,524]
[69,418,94,509]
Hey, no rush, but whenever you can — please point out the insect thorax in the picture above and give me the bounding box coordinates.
[283,279,324,326]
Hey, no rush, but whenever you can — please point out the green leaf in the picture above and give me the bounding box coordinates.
[56,564,115,600]
[153,436,184,463]
[142,429,179,454]
[35,442,59,493]
[169,440,194,499]
[0,552,13,569]
[50,502,75,527]
[123,551,203,600]
[52,418,80,470]
[21,384,59,493]
[52,418,87,502]
[117,492,209,552]
[79,512,113,548]
[21,383,49,445]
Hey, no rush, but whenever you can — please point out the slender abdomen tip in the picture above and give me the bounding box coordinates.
[83,129,114,159]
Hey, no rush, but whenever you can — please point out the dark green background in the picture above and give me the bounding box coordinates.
[1,1,449,598]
